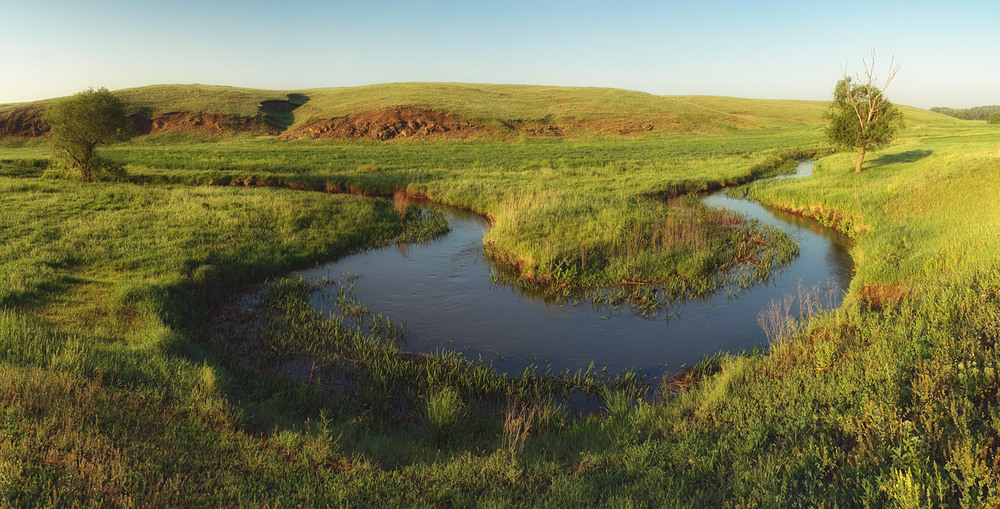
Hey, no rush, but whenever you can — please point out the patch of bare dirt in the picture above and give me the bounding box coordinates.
[0,106,276,139]
[577,116,693,136]
[858,284,913,311]
[498,118,563,137]
[132,112,276,136]
[0,106,48,138]
[287,106,482,141]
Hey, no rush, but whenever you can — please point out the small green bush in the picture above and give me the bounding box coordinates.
[601,386,637,440]
[425,386,463,444]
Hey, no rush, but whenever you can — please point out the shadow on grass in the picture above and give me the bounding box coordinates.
[871,149,933,167]
[260,94,311,132]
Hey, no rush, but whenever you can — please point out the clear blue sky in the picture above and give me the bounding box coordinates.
[2,0,997,108]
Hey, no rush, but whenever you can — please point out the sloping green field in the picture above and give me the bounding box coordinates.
[1,82,873,139]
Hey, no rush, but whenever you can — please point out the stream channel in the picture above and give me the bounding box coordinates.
[298,161,853,376]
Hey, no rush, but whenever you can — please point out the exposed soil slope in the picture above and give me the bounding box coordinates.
[0,106,47,138]
[288,106,481,140]
[131,112,276,136]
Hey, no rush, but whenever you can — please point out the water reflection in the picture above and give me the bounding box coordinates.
[299,161,853,375]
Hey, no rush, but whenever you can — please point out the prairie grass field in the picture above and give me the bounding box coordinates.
[1,85,1000,506]
[4,129,825,299]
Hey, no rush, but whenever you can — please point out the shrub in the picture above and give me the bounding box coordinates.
[425,386,463,444]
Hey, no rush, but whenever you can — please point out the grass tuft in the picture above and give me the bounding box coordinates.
[425,386,464,445]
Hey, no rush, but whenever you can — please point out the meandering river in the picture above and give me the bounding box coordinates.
[298,161,852,375]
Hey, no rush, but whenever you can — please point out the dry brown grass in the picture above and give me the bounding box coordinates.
[758,281,842,348]
[500,397,539,461]
[393,188,411,218]
[858,283,913,310]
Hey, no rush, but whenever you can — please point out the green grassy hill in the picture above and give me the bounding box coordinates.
[3,82,958,141]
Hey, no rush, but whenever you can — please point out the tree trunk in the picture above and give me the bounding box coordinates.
[80,145,95,181]
[854,146,866,173]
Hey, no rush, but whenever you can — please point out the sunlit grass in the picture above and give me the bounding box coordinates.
[745,124,1000,296]
[0,104,998,505]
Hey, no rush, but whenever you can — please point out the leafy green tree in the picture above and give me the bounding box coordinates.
[44,87,131,181]
[825,52,904,173]
[989,112,1000,125]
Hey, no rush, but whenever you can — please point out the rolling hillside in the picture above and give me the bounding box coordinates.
[1,82,958,142]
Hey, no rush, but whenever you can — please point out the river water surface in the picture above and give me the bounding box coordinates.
[299,161,852,375]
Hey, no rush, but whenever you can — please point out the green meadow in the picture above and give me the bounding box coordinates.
[1,83,999,506]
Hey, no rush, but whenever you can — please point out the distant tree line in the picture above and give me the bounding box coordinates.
[930,105,1000,122]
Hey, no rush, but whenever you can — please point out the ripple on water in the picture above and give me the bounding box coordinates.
[299,161,853,375]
